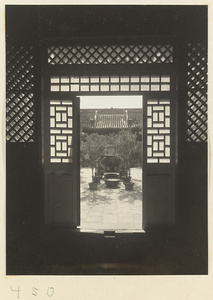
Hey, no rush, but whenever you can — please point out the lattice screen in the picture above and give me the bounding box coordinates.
[50,100,73,163]
[50,75,170,92]
[6,45,35,142]
[147,100,170,163]
[48,44,173,65]
[186,42,207,142]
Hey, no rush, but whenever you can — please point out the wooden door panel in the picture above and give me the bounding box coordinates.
[43,96,80,227]
[143,96,176,229]
[51,175,73,224]
[146,175,171,225]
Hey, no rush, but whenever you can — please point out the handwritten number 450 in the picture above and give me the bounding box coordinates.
[11,286,54,298]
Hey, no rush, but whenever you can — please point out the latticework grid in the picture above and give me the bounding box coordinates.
[48,44,173,65]
[6,45,35,142]
[186,42,207,142]
[50,75,170,93]
[147,100,170,163]
[50,100,73,163]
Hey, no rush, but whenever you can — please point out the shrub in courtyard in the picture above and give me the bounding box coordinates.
[131,141,143,167]
[81,133,107,177]
[80,130,142,172]
[116,130,138,176]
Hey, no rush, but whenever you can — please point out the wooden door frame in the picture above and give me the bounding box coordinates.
[41,37,178,231]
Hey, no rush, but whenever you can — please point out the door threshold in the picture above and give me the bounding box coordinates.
[76,227,145,234]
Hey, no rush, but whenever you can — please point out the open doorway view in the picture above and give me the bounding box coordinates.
[80,96,143,231]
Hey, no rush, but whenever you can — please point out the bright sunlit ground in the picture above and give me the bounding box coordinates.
[80,168,142,231]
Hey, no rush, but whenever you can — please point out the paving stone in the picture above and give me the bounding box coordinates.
[80,168,143,230]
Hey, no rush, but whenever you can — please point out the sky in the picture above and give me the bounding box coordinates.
[80,96,143,109]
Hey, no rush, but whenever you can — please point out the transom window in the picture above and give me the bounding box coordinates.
[50,75,170,93]
[47,44,173,65]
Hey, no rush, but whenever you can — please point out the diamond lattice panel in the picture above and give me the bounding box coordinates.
[6,45,35,142]
[48,44,173,65]
[187,42,207,142]
[7,46,34,91]
[6,92,35,142]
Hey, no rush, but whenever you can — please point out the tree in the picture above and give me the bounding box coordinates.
[116,130,138,176]
[81,133,106,177]
[80,130,142,178]
[131,140,143,167]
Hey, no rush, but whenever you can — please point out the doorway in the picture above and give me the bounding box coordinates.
[80,96,143,231]
[43,73,175,230]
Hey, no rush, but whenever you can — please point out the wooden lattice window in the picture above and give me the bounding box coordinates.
[6,45,35,142]
[186,42,207,142]
[147,100,171,163]
[50,100,73,163]
[50,75,170,93]
[48,44,173,65]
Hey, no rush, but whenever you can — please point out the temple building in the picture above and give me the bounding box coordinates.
[81,108,142,134]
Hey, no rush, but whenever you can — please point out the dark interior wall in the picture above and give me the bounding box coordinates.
[6,5,208,273]
[176,30,207,245]
[6,5,207,39]
[6,144,41,236]
[6,5,42,237]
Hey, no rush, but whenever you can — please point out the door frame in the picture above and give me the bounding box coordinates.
[41,37,178,230]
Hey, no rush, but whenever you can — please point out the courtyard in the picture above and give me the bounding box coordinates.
[80,167,143,231]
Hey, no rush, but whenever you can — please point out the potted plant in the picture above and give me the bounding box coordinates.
[88,181,99,190]
[124,182,134,190]
[123,176,131,184]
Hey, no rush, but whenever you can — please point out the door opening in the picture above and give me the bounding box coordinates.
[44,73,175,230]
[80,96,143,231]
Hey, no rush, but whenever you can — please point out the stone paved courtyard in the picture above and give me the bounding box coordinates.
[80,168,142,231]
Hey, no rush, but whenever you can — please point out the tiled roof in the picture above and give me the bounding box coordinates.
[95,111,128,128]
[81,109,142,129]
